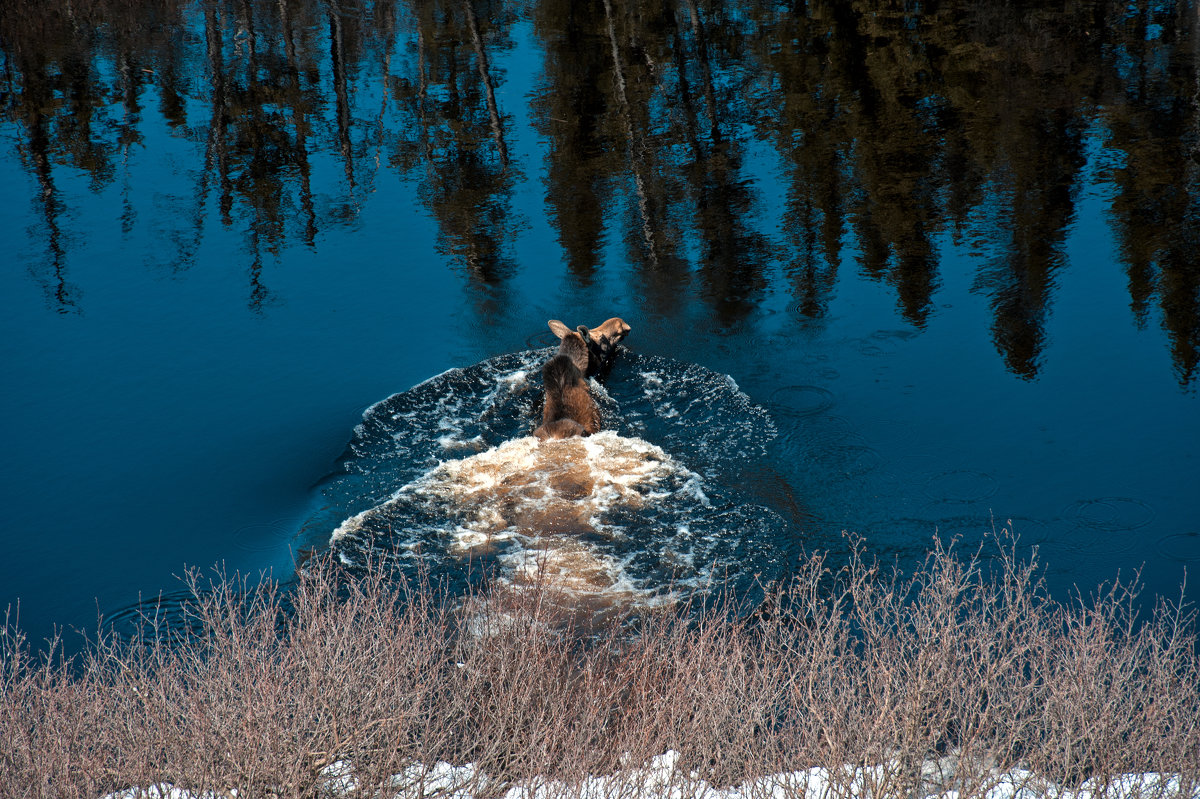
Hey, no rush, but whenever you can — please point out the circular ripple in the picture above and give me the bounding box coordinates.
[1058,497,1157,556]
[104,589,205,642]
[1156,532,1200,563]
[853,330,916,358]
[855,342,894,357]
[788,414,855,450]
[1065,497,1156,532]
[866,417,939,460]
[932,515,1054,549]
[233,520,295,553]
[770,385,836,417]
[815,367,841,381]
[775,417,855,464]
[923,470,999,504]
[820,442,884,478]
[796,352,833,367]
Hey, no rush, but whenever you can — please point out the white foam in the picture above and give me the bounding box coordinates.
[331,431,704,609]
[357,365,464,424]
[498,368,529,389]
[324,351,786,619]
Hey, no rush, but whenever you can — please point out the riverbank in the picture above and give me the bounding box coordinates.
[5,534,1198,799]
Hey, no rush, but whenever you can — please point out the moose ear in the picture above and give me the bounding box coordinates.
[576,325,592,342]
[547,320,571,340]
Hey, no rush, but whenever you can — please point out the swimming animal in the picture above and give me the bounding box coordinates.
[548,317,631,377]
[534,317,630,440]
[535,354,596,440]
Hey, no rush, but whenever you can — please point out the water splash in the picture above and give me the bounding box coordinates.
[305,350,791,618]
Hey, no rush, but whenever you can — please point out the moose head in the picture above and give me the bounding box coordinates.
[547,317,631,378]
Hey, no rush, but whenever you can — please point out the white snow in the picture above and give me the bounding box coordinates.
[99,752,1199,799]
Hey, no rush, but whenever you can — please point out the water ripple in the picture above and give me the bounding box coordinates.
[1058,497,1157,555]
[778,413,855,451]
[524,330,559,349]
[1065,497,1156,532]
[1155,531,1200,563]
[769,384,836,417]
[818,441,884,478]
[852,329,919,358]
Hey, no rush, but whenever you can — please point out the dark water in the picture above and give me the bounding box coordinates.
[2,0,1198,644]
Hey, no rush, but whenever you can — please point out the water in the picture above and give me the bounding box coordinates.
[309,349,788,626]
[1,0,1198,645]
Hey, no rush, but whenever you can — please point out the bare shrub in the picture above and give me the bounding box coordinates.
[2,530,1198,799]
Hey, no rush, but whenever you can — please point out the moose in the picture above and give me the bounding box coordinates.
[533,317,630,441]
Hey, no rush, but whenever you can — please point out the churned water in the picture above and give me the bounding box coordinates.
[306,350,788,624]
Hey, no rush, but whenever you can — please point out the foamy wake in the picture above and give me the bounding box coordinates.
[331,431,709,615]
[313,349,789,628]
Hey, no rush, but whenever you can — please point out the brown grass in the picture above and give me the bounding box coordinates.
[2,532,1198,799]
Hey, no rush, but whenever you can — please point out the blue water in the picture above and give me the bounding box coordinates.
[310,349,789,615]
[2,1,1198,646]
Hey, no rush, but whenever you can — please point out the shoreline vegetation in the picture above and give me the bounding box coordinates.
[3,533,1198,799]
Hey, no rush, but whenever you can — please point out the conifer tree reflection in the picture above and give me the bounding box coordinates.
[534,0,766,321]
[0,0,1197,384]
[754,2,852,321]
[1103,0,1200,387]
[24,85,77,314]
[0,2,112,313]
[531,0,618,284]
[843,5,946,328]
[279,0,319,247]
[602,0,686,289]
[396,0,519,293]
[330,5,355,189]
[117,51,146,236]
[675,0,769,326]
[970,8,1091,378]
[200,0,331,307]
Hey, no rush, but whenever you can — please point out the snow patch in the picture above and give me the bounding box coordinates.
[99,754,1200,799]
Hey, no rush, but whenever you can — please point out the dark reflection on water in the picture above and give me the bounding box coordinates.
[401,0,521,289]
[3,0,1198,379]
[3,0,1200,645]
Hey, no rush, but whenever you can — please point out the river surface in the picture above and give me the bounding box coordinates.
[1,0,1198,644]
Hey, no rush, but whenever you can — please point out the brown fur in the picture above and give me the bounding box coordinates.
[547,317,630,377]
[533,316,630,441]
[534,355,598,440]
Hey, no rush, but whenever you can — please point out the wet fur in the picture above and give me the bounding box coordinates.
[534,354,598,440]
[533,317,629,440]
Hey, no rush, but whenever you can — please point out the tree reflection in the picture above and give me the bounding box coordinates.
[402,0,519,289]
[531,0,616,284]
[1,1,120,314]
[1102,0,1200,386]
[1,0,1197,384]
